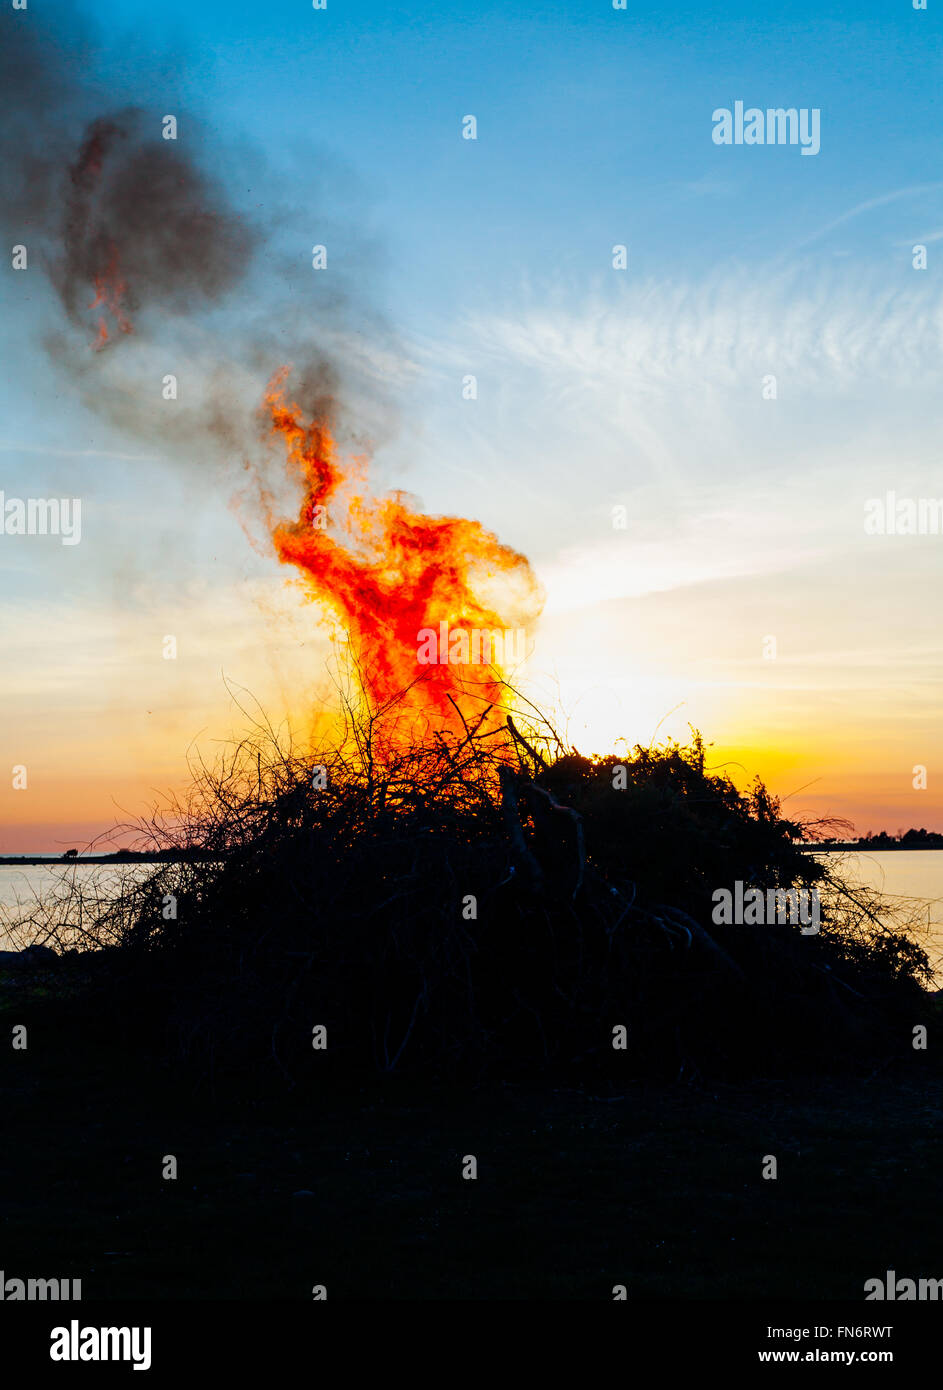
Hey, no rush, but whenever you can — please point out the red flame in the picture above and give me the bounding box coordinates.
[265,370,542,736]
[71,121,133,349]
[89,242,132,349]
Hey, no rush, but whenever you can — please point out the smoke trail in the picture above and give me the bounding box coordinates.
[0,8,399,459]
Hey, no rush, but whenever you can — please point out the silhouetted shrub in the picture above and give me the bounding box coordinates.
[19,703,938,1084]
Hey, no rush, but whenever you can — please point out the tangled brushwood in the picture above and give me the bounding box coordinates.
[10,696,940,1084]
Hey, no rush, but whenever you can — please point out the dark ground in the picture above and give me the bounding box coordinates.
[2,973,940,1300]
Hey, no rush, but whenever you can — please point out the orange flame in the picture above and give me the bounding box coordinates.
[265,369,542,737]
[89,242,132,349]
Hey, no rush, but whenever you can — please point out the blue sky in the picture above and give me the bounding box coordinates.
[89,0,943,298]
[2,0,943,846]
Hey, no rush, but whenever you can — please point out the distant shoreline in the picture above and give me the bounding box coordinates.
[807,843,943,853]
[0,854,221,867]
[3,844,943,867]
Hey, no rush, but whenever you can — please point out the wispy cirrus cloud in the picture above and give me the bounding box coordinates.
[457,266,943,395]
[785,183,943,256]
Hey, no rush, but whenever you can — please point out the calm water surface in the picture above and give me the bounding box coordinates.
[2,851,943,976]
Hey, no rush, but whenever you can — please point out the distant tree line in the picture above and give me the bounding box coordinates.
[818,828,943,850]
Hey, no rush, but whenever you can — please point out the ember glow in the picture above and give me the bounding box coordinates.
[89,242,132,348]
[265,370,543,734]
[69,120,133,349]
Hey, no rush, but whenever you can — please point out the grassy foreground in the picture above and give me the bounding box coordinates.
[2,977,942,1300]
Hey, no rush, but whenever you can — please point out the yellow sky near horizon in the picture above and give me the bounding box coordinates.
[2,552,939,853]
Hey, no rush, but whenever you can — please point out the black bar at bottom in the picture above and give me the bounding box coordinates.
[0,1300,938,1375]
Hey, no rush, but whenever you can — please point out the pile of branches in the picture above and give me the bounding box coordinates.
[17,694,940,1084]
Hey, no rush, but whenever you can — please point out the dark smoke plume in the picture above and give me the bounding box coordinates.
[59,110,258,339]
[0,8,402,464]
